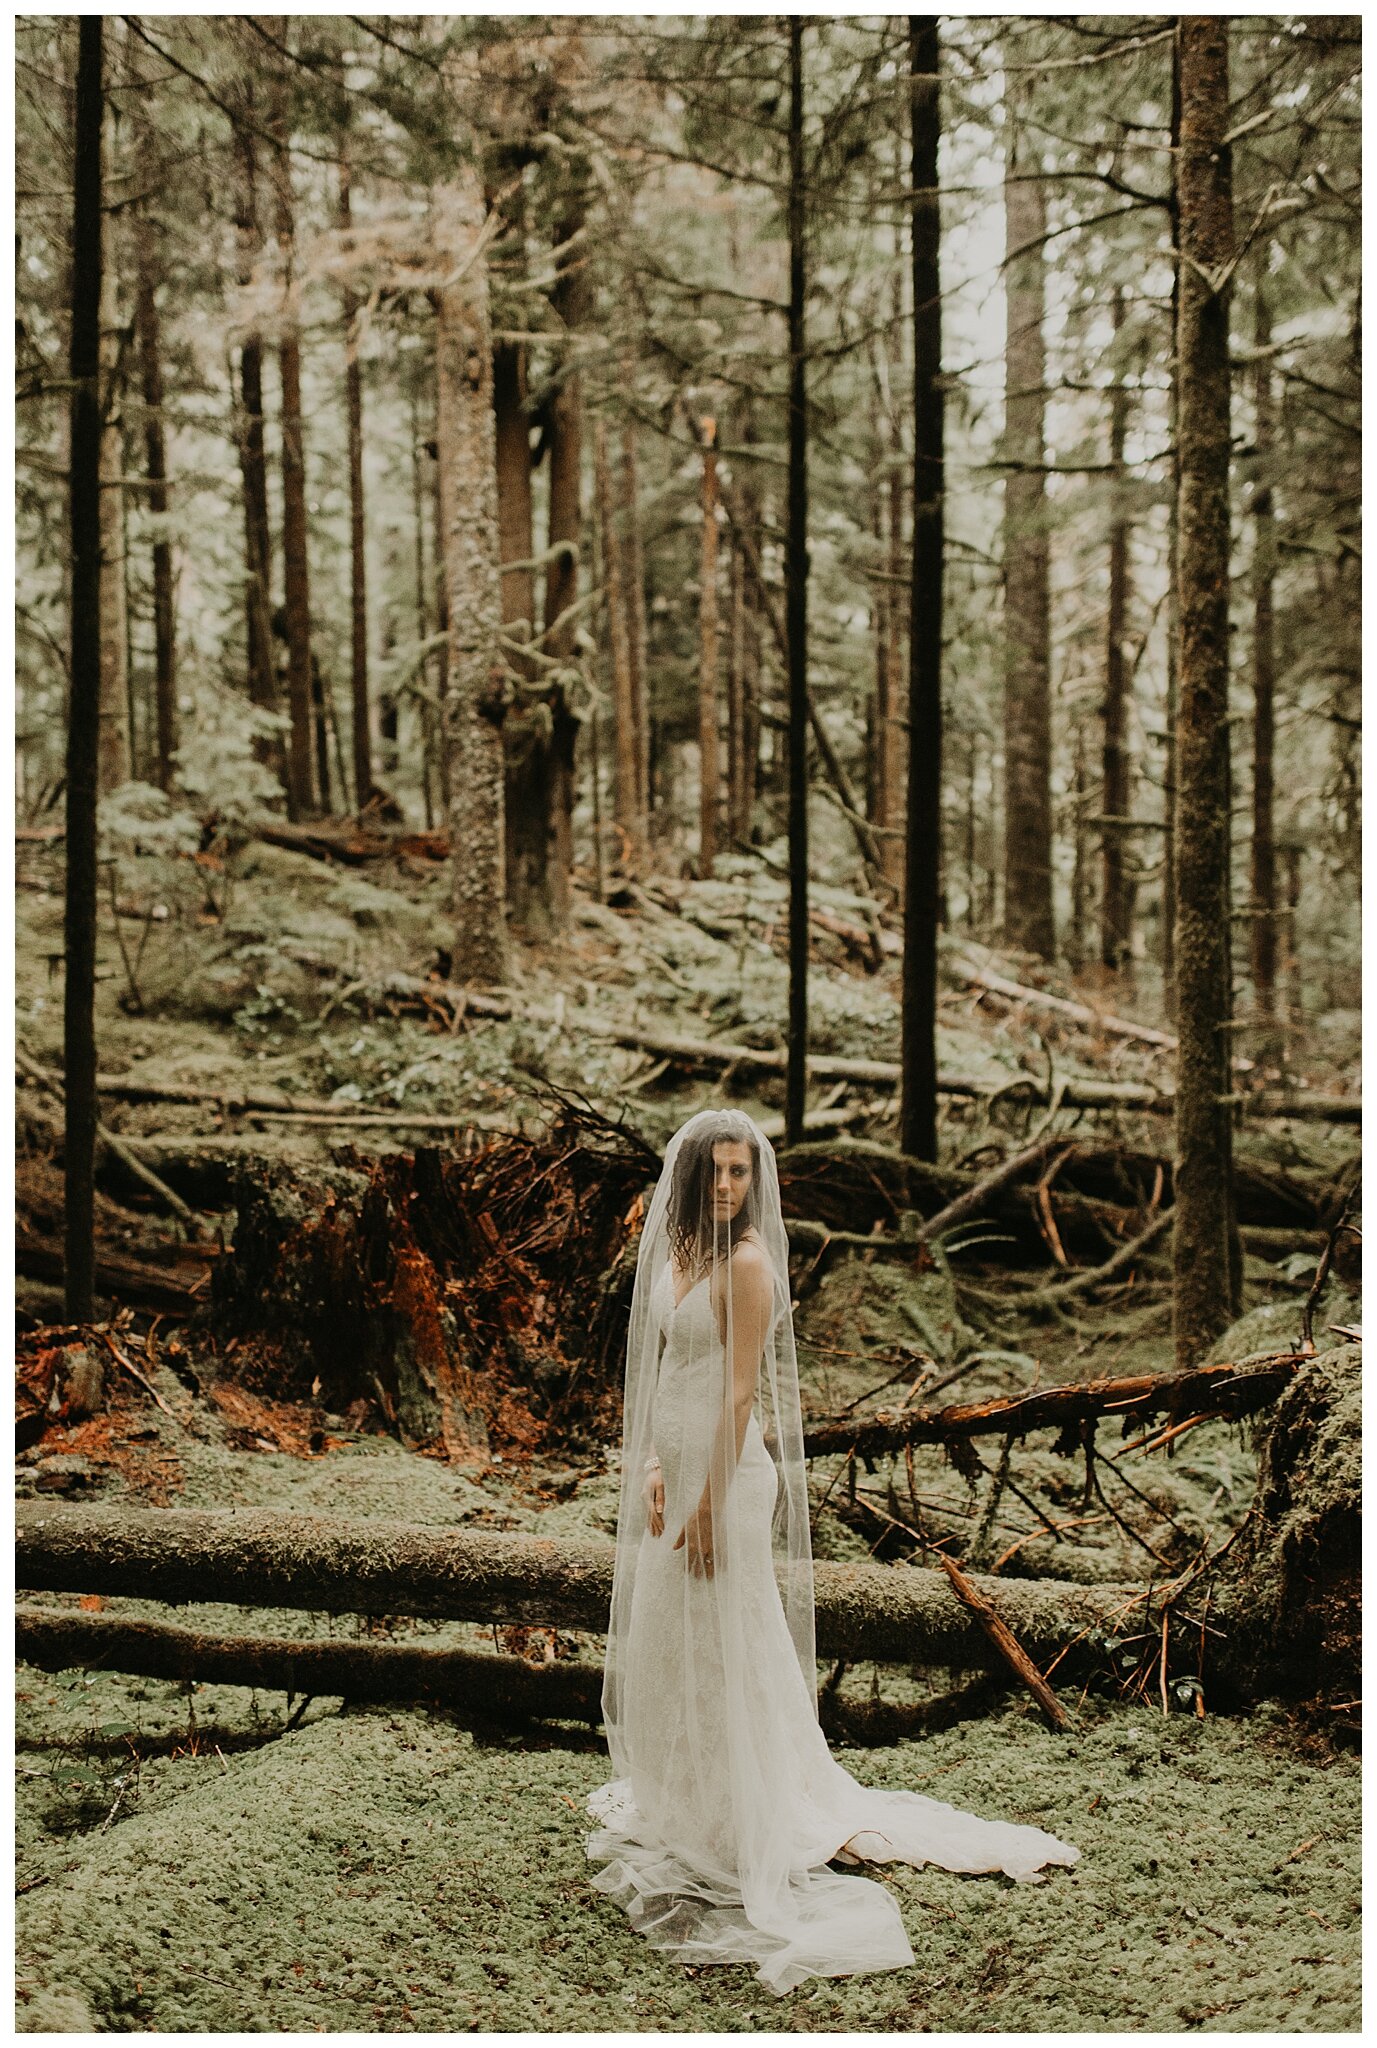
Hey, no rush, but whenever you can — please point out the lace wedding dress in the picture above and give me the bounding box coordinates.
[589,1243,1079,1996]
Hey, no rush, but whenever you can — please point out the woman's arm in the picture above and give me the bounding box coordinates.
[674,1244,773,1577]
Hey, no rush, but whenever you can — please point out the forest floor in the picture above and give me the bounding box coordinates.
[14,818,1362,2031]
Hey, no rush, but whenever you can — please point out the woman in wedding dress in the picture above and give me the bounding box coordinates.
[587,1107,1079,1994]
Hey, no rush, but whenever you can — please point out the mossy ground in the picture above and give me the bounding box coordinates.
[16,833,1361,2029]
[16,1328,1361,2035]
[16,1672,1360,2034]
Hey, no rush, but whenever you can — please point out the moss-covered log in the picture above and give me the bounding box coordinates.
[15,1501,1139,1673]
[14,1604,1002,1744]
[1224,1345,1360,1704]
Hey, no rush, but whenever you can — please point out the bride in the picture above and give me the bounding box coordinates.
[587,1107,1079,1996]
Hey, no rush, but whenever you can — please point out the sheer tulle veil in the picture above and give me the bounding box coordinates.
[601,1105,815,1734]
[587,1106,1080,1994]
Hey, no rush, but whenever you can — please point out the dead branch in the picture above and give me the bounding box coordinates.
[934,1553,1069,1730]
[800,1349,1308,1461]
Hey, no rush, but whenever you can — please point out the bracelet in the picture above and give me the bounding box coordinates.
[643,1454,662,1474]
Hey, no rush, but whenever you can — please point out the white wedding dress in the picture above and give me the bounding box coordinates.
[588,1262,1079,1995]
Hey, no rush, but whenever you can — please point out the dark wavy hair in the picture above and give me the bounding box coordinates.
[666,1111,762,1272]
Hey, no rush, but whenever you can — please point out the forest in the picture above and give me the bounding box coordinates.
[14,12,1361,2034]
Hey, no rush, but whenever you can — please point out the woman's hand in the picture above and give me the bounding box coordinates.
[673,1501,716,1579]
[642,1459,665,1538]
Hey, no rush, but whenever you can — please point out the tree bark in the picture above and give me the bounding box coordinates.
[409,389,436,829]
[97,88,129,793]
[540,191,588,926]
[271,92,317,820]
[901,16,944,1162]
[698,417,721,875]
[727,524,746,840]
[494,252,549,929]
[339,145,372,813]
[619,419,651,831]
[1102,287,1134,975]
[430,437,451,818]
[785,19,810,1149]
[1001,81,1054,960]
[229,91,279,758]
[1172,17,1237,1364]
[65,15,104,1322]
[595,418,638,860]
[133,120,176,792]
[1249,285,1277,1021]
[435,169,508,985]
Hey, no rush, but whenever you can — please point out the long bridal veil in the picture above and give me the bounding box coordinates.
[587,1107,1079,1995]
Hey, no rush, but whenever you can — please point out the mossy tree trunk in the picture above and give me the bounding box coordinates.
[1172,16,1237,1364]
[65,15,103,1322]
[595,416,639,861]
[97,88,129,794]
[271,85,317,821]
[494,202,551,932]
[435,170,508,986]
[229,88,280,775]
[698,417,720,875]
[339,143,372,814]
[540,187,588,927]
[784,17,810,1150]
[133,110,176,793]
[1101,286,1133,975]
[900,16,944,1163]
[1000,78,1054,962]
[619,418,652,836]
[1249,284,1278,1024]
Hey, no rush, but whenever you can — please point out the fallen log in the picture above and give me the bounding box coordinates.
[235,816,449,867]
[798,1350,1308,1462]
[13,1503,1140,1673]
[578,1018,1359,1124]
[15,1229,212,1318]
[14,1604,604,1720]
[950,955,1177,1051]
[13,1605,1001,1744]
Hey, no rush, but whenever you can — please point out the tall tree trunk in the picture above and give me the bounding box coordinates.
[67,16,104,1320]
[785,19,810,1149]
[727,525,745,843]
[311,660,333,813]
[1162,41,1182,1017]
[1069,718,1089,973]
[1249,285,1277,1022]
[229,93,279,763]
[900,16,944,1163]
[595,417,637,859]
[97,90,129,795]
[1000,79,1054,961]
[1101,287,1133,975]
[619,419,651,837]
[430,440,451,819]
[339,146,372,814]
[698,417,720,875]
[410,392,436,830]
[271,94,316,819]
[882,366,907,897]
[541,191,587,925]
[133,115,175,792]
[736,409,763,838]
[494,274,548,929]
[435,172,508,985]
[1172,17,1236,1364]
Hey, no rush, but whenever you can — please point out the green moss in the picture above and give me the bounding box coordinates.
[15,1689,1358,2033]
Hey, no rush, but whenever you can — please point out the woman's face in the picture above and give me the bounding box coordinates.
[711,1139,754,1224]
